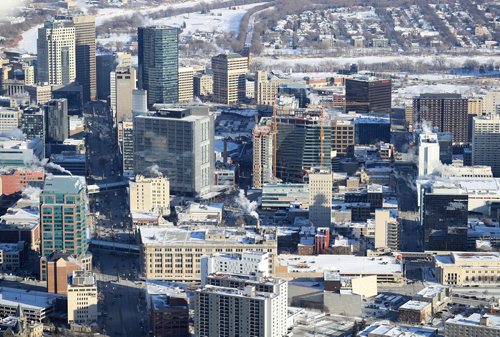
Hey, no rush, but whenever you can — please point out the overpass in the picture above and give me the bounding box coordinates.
[87,180,129,194]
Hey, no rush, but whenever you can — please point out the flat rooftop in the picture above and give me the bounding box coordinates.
[139,226,275,246]
[399,300,431,311]
[0,287,64,310]
[446,313,500,329]
[360,321,437,337]
[416,284,448,299]
[277,254,402,275]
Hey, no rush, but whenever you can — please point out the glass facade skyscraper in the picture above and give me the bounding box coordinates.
[40,176,88,258]
[138,26,179,107]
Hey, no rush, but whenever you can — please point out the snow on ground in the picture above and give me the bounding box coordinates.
[253,54,499,67]
[150,3,265,35]
[18,24,40,54]
[395,84,476,98]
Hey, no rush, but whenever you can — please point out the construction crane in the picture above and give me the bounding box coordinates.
[273,95,278,177]
[307,101,369,166]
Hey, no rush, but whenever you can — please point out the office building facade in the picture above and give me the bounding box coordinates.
[129,175,170,216]
[111,66,136,122]
[40,176,87,258]
[276,112,332,183]
[72,15,96,102]
[308,167,333,227]
[252,119,274,189]
[44,99,69,143]
[37,19,76,85]
[138,26,179,107]
[345,78,392,114]
[413,94,469,143]
[472,114,500,177]
[212,53,248,104]
[178,67,194,103]
[134,107,214,196]
[420,185,468,251]
[67,270,98,324]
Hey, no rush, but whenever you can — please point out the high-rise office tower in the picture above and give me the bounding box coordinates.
[420,183,468,251]
[255,70,286,108]
[132,89,148,116]
[413,94,469,143]
[44,98,69,143]
[308,167,333,227]
[96,53,115,100]
[212,53,248,104]
[40,176,88,258]
[67,270,98,324]
[134,107,214,196]
[418,132,441,177]
[276,111,332,183]
[138,26,179,107]
[252,118,274,189]
[472,113,500,177]
[178,67,194,103]
[21,106,45,141]
[37,18,76,85]
[345,77,392,114]
[72,15,96,103]
[120,120,134,177]
[195,274,288,337]
[331,117,355,157]
[111,66,136,122]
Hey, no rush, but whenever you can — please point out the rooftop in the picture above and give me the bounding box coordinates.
[277,254,402,275]
[446,313,500,329]
[0,287,64,310]
[416,284,448,299]
[360,321,437,337]
[42,175,85,194]
[399,300,431,311]
[139,226,275,246]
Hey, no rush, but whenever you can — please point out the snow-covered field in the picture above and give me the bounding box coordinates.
[150,3,263,34]
[252,54,500,68]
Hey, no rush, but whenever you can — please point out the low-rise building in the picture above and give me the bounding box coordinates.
[360,321,438,337]
[176,203,223,225]
[138,226,278,281]
[398,300,433,324]
[0,287,64,322]
[434,252,500,286]
[0,242,26,271]
[276,254,403,285]
[414,284,451,314]
[445,313,500,337]
[145,282,189,337]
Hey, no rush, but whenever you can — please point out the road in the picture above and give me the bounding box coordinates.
[92,250,146,337]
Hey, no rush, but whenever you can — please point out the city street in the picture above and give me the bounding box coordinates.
[92,250,146,337]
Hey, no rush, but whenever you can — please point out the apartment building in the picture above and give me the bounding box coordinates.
[252,118,274,189]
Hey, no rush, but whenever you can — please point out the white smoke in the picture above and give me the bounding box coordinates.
[33,158,73,176]
[235,189,258,219]
[147,164,163,177]
[21,186,41,201]
[0,0,25,20]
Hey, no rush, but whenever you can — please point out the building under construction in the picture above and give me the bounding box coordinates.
[275,109,332,183]
[252,118,275,189]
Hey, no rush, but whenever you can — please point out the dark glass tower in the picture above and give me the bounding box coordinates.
[138,26,179,108]
[420,186,468,251]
